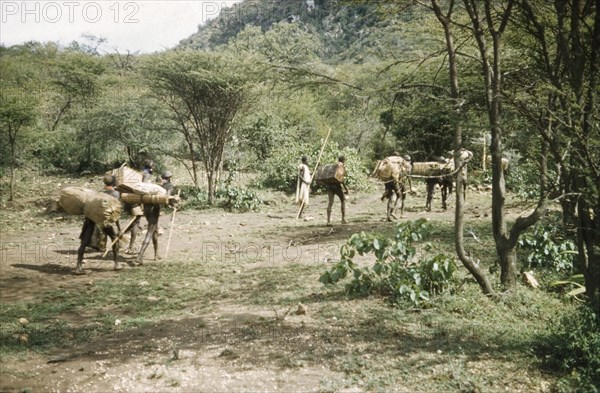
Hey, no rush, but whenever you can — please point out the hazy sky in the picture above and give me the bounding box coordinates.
[1,1,240,53]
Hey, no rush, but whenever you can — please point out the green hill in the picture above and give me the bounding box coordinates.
[178,0,424,63]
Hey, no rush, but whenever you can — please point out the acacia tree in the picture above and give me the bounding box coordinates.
[143,50,252,204]
[424,0,496,295]
[458,0,554,290]
[0,87,36,201]
[509,0,600,305]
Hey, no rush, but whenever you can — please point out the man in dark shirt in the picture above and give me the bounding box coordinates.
[136,170,175,264]
[76,175,121,274]
[325,156,349,226]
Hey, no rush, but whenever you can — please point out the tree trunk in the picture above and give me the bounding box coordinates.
[465,0,521,290]
[206,168,215,205]
[8,125,17,202]
[431,0,495,295]
[9,143,15,202]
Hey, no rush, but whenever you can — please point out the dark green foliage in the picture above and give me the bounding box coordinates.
[237,111,289,161]
[388,93,455,160]
[518,224,577,274]
[259,138,371,192]
[504,160,546,200]
[537,305,600,392]
[178,185,210,211]
[320,219,456,306]
[216,164,263,212]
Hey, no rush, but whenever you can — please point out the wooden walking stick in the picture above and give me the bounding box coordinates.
[165,190,180,258]
[296,127,331,219]
[103,216,140,257]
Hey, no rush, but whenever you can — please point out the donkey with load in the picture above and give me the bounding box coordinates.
[371,156,412,221]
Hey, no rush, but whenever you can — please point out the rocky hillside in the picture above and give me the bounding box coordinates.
[178,0,420,63]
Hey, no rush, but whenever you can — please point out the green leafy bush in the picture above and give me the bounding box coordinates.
[259,139,372,192]
[216,164,262,212]
[178,185,210,211]
[537,305,600,392]
[518,224,577,273]
[319,219,456,306]
[504,160,556,200]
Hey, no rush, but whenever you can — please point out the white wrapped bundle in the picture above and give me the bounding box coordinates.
[128,182,167,196]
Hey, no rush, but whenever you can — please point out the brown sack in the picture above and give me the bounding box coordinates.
[83,192,122,228]
[315,163,345,185]
[57,187,96,215]
[372,156,409,182]
[120,193,169,206]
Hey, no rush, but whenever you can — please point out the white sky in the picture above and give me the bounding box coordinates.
[0,0,241,53]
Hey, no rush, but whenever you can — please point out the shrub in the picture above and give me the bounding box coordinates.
[178,185,210,211]
[259,139,372,192]
[319,219,456,306]
[216,164,262,212]
[518,224,577,273]
[537,305,600,392]
[504,160,557,200]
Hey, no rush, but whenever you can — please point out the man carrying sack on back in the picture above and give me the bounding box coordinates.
[314,155,349,226]
[325,156,349,226]
[135,170,176,265]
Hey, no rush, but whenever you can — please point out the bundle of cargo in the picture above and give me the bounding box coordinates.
[57,187,97,215]
[372,156,410,182]
[106,165,144,193]
[128,182,167,196]
[57,187,121,227]
[83,193,122,228]
[410,160,454,177]
[315,163,345,185]
[120,192,170,206]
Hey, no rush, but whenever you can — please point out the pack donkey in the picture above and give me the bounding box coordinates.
[371,156,412,221]
[410,149,473,211]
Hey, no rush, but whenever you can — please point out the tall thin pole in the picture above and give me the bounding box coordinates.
[296,127,331,219]
[165,189,181,258]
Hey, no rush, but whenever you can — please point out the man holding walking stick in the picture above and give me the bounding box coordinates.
[296,156,312,220]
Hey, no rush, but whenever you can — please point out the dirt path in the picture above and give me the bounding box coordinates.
[2,183,543,393]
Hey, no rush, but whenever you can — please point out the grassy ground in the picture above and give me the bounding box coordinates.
[0,169,578,392]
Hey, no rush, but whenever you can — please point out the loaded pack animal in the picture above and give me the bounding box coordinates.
[410,149,473,211]
[410,159,454,211]
[485,155,510,173]
[371,156,411,221]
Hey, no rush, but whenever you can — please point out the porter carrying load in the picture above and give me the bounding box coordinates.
[314,162,345,185]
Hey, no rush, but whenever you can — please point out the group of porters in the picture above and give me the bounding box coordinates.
[53,152,479,273]
[55,165,179,274]
[307,149,475,223]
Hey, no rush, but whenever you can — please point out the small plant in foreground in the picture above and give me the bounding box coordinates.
[319,219,456,306]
